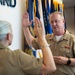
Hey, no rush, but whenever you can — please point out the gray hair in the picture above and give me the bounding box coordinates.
[0,20,11,41]
[49,11,64,20]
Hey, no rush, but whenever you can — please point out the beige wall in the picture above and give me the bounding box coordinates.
[64,7,75,35]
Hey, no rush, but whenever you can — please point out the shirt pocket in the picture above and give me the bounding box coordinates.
[60,46,72,57]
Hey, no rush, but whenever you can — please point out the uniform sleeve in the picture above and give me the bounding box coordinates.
[18,50,42,75]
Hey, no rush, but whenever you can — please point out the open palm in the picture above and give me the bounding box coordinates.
[22,12,32,27]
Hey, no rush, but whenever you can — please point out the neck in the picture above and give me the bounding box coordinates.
[54,30,65,36]
[54,33,63,36]
[0,41,9,46]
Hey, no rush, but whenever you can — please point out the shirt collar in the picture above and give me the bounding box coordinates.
[49,30,70,41]
[0,43,9,50]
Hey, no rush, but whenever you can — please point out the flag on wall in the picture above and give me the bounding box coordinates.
[34,0,40,19]
[38,0,44,29]
[51,0,55,13]
[42,0,53,34]
[28,0,35,36]
[28,0,34,22]
[46,0,53,34]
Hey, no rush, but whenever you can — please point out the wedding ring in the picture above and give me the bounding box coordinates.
[38,25,42,27]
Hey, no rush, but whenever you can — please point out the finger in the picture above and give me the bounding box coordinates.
[54,56,60,58]
[23,12,29,19]
[34,17,40,28]
[54,58,58,61]
[34,17,39,31]
[35,17,40,24]
[54,57,60,60]
[34,17,42,36]
[34,17,37,28]
[53,56,58,59]
[39,20,43,27]
[29,20,33,25]
[36,19,42,29]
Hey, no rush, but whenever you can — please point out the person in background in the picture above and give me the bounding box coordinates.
[23,11,75,75]
[0,19,56,75]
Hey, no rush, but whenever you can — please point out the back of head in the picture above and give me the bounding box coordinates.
[0,20,11,41]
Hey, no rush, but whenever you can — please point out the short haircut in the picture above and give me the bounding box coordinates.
[0,20,11,41]
[49,11,64,20]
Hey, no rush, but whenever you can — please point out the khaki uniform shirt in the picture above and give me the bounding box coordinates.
[32,30,75,75]
[0,43,42,75]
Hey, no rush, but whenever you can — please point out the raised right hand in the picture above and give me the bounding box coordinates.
[34,17,45,39]
[22,12,32,27]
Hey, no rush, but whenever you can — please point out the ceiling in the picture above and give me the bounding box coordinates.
[63,0,75,8]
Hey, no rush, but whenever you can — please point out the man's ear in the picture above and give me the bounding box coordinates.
[6,33,10,40]
[63,19,65,23]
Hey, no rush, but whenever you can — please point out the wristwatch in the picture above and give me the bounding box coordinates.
[66,58,71,65]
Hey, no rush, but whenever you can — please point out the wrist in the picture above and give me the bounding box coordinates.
[24,26,30,28]
[38,40,50,48]
[40,44,50,48]
[38,38,45,41]
[23,26,30,31]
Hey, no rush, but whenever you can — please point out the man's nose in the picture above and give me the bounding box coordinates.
[52,22,56,26]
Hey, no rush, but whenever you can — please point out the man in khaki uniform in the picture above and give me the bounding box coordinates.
[23,11,75,75]
[0,20,56,75]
